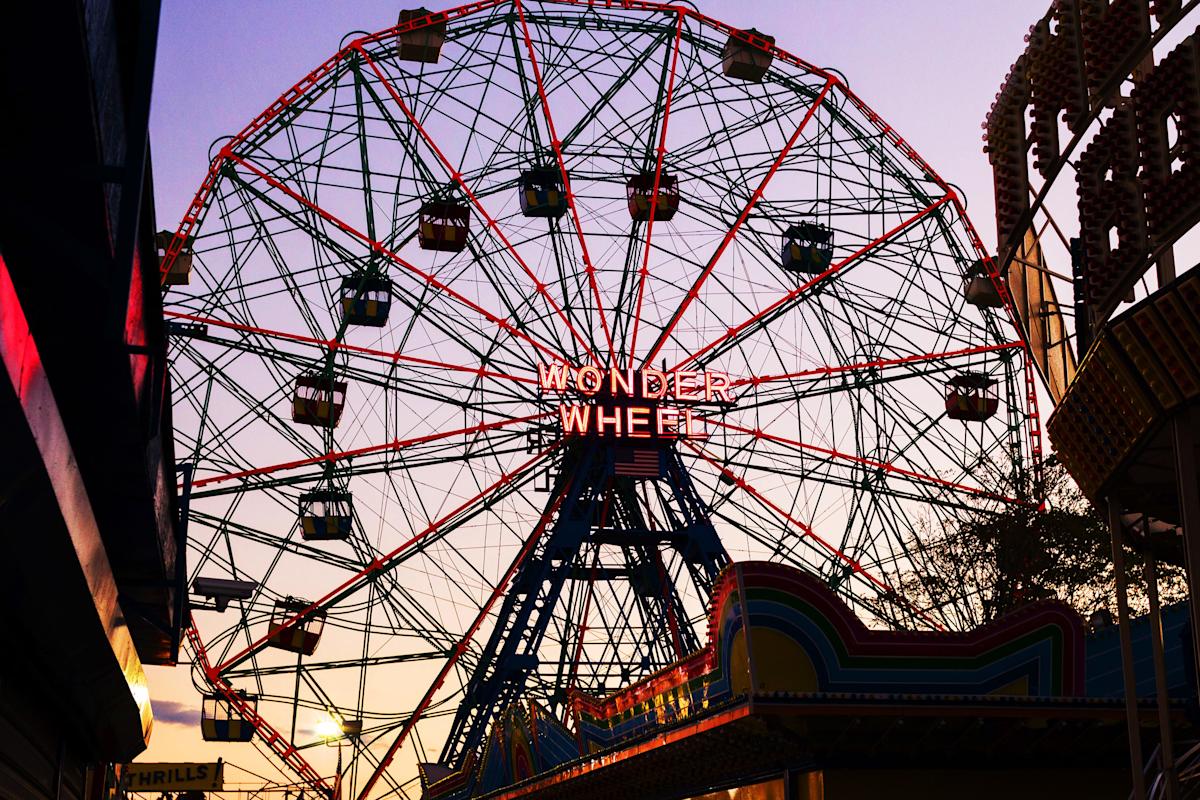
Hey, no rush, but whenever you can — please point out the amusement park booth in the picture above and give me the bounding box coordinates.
[417,562,1193,800]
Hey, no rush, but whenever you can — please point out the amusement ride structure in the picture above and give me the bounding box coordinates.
[157,2,1039,796]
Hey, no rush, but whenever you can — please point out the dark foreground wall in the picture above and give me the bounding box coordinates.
[0,0,180,797]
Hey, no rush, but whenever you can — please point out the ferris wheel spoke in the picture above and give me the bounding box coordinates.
[672,192,955,371]
[198,165,544,385]
[703,418,1024,507]
[681,439,943,630]
[354,45,602,368]
[225,151,573,368]
[624,11,684,368]
[642,77,836,369]
[356,482,571,800]
[338,62,580,368]
[165,310,539,390]
[174,345,323,471]
[213,441,561,675]
[514,0,615,364]
[190,411,551,494]
[731,341,1023,407]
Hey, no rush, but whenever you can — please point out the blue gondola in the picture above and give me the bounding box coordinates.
[299,489,353,541]
[339,275,392,327]
[781,221,835,275]
[519,168,568,218]
[201,692,257,742]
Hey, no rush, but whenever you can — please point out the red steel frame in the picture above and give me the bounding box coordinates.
[186,623,333,797]
[161,1,1047,793]
[355,487,571,800]
[211,443,562,675]
[682,439,945,630]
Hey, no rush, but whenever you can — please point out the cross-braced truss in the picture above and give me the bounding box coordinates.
[162,3,1039,797]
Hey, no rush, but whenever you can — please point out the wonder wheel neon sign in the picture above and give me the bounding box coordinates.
[537,362,736,439]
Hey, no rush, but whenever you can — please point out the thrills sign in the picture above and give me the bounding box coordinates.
[121,762,224,791]
[537,363,735,439]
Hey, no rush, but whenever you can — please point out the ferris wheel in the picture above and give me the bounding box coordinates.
[160,2,1039,797]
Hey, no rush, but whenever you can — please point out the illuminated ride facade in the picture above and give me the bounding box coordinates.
[160,3,1041,797]
[979,1,1200,797]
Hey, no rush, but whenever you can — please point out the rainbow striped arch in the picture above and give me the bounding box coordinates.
[572,561,1084,751]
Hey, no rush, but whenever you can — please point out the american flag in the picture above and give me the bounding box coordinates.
[614,447,661,478]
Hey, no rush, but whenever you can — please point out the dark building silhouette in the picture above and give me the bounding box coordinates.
[0,1,181,797]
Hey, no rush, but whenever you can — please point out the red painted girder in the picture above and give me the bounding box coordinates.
[513,0,615,364]
[626,11,684,368]
[733,341,1025,387]
[671,194,955,372]
[213,442,562,674]
[682,439,945,631]
[185,623,333,797]
[226,153,572,368]
[642,76,836,369]
[355,486,571,800]
[702,417,1027,506]
[354,44,603,368]
[191,411,553,490]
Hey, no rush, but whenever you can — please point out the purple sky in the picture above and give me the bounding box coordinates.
[150,1,1049,246]
[142,0,1054,783]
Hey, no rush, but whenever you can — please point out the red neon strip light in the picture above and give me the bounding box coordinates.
[355,486,570,800]
[191,411,552,490]
[682,439,945,631]
[733,341,1024,387]
[672,194,954,373]
[214,442,562,674]
[164,310,538,387]
[226,153,571,368]
[354,45,602,369]
[513,0,616,365]
[644,76,836,369]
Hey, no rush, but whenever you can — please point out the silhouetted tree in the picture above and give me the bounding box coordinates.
[890,457,1185,629]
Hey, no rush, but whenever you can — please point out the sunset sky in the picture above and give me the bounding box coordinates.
[141,0,1052,792]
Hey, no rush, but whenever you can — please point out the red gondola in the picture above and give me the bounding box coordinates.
[627,173,680,222]
[720,29,775,82]
[292,373,347,428]
[156,230,193,286]
[418,201,470,252]
[964,258,1005,308]
[268,597,326,656]
[945,373,1000,422]
[397,8,446,63]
